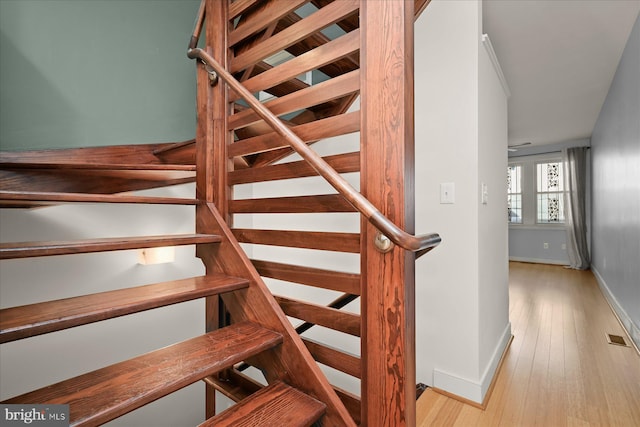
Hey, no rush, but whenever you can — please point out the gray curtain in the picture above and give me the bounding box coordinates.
[563,147,590,269]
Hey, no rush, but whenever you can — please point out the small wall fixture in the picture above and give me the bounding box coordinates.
[138,247,175,265]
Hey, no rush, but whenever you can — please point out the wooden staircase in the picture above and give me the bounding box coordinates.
[0,187,338,426]
[4,322,286,426]
[1,1,440,425]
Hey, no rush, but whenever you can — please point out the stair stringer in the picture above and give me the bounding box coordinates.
[196,202,355,427]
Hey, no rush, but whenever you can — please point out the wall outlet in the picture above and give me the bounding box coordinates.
[561,243,566,250]
[543,242,549,249]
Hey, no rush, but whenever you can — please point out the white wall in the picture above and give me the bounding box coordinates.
[415,0,510,403]
[0,184,211,426]
[478,34,511,397]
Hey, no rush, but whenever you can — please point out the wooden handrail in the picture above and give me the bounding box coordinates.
[188,47,440,256]
[188,0,206,50]
[184,2,439,254]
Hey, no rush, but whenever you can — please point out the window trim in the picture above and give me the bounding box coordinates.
[508,153,566,229]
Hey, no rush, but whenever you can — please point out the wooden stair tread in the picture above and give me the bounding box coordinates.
[0,161,195,171]
[0,233,221,259]
[2,321,283,427]
[152,139,195,155]
[0,190,197,205]
[201,381,325,427]
[0,274,249,343]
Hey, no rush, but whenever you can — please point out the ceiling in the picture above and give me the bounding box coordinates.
[482,0,640,147]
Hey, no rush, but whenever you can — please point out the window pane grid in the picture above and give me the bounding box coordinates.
[508,194,522,223]
[537,193,564,223]
[536,161,564,223]
[507,165,522,223]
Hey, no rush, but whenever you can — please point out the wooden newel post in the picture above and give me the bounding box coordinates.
[195,0,230,419]
[360,1,416,426]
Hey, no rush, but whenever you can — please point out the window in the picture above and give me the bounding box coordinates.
[507,165,522,223]
[536,161,564,223]
[507,155,565,226]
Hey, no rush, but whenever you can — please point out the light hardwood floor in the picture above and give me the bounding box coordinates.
[417,262,640,426]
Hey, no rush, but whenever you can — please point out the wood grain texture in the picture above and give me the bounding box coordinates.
[0,274,248,343]
[152,139,196,165]
[233,228,360,253]
[204,368,264,403]
[229,194,356,214]
[303,337,361,378]
[195,203,356,425]
[417,262,640,427]
[0,190,197,205]
[235,61,311,99]
[274,12,360,79]
[3,322,283,427]
[310,0,359,32]
[360,0,416,425]
[240,11,361,167]
[0,168,195,199]
[0,144,183,166]
[0,234,220,260]
[229,111,360,158]
[230,0,358,73]
[195,52,215,206]
[0,162,194,171]
[334,386,362,425]
[192,36,438,252]
[229,0,259,20]
[236,24,280,96]
[228,69,360,130]
[253,259,361,294]
[229,151,360,185]
[228,0,308,47]
[201,381,325,427]
[201,0,232,417]
[275,295,361,337]
[245,100,361,170]
[230,29,360,103]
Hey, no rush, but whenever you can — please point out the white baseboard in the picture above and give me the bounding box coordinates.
[509,256,568,266]
[479,322,512,398]
[433,322,512,404]
[592,266,640,352]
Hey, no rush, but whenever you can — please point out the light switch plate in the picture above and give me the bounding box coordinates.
[440,182,455,204]
[481,182,488,204]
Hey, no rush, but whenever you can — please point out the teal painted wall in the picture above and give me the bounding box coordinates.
[0,0,200,151]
